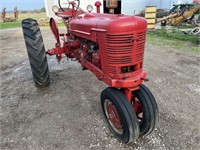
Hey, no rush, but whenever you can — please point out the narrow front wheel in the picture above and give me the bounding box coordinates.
[131,84,159,137]
[101,87,140,144]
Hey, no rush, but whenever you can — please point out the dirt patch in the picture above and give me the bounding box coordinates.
[0,28,200,150]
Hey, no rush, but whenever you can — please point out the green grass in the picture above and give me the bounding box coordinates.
[0,21,22,29]
[0,21,65,29]
[148,28,199,44]
[147,28,200,53]
[0,12,66,29]
[176,25,195,29]
[0,12,47,29]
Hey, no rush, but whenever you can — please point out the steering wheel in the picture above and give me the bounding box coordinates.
[58,0,80,12]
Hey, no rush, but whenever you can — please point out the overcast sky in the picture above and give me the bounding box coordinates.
[1,0,45,11]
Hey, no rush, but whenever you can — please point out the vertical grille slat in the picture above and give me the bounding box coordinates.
[137,32,146,41]
[135,53,144,62]
[108,66,116,74]
[135,32,146,62]
[136,42,145,53]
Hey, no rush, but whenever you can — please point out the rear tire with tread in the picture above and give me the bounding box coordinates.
[22,18,50,87]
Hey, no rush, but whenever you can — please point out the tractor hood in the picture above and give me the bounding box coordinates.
[69,13,147,42]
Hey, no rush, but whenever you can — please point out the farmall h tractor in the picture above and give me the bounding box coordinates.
[22,0,159,144]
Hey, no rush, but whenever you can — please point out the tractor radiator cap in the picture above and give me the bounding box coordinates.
[95,1,102,6]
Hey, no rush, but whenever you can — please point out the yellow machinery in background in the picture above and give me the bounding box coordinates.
[156,3,200,26]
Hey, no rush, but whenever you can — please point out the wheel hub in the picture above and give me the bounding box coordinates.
[104,100,123,134]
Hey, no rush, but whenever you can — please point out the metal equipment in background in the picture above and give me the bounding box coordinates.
[22,0,159,144]
[156,3,200,26]
[1,7,18,22]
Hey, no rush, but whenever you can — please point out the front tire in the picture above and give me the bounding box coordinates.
[22,18,50,87]
[132,84,159,137]
[101,87,139,144]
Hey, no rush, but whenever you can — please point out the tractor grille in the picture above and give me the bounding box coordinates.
[106,32,146,74]
[107,34,134,44]
[137,32,146,41]
[108,66,117,74]
[107,45,133,55]
[107,56,132,64]
[106,34,134,74]
[135,32,146,62]
[136,42,145,53]
[135,53,144,62]
[106,34,133,55]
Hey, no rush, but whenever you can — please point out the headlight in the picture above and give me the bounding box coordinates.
[87,5,93,12]
[52,5,59,13]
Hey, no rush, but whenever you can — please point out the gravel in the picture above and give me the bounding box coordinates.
[0,27,200,150]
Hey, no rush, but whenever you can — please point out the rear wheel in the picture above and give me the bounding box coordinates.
[22,18,50,87]
[101,87,139,144]
[131,84,159,137]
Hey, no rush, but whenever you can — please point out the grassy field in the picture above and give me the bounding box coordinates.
[0,12,47,29]
[147,28,200,53]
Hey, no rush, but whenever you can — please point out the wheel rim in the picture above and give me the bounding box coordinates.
[104,99,123,134]
[131,96,143,122]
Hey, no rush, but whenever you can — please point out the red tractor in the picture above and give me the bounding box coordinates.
[22,0,158,144]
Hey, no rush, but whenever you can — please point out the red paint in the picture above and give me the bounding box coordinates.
[105,102,122,130]
[95,1,102,13]
[47,0,148,97]
[193,0,200,3]
[132,96,143,120]
[50,18,60,47]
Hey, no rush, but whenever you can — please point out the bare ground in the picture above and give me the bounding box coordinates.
[0,28,200,150]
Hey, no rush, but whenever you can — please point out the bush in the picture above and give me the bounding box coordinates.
[40,7,46,12]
